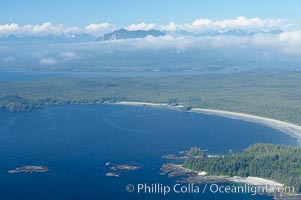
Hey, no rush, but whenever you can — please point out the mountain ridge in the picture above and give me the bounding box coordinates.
[98,28,165,41]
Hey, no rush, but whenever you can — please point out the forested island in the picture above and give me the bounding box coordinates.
[1,71,301,125]
[183,144,301,193]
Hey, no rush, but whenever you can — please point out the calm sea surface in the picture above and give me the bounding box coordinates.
[0,104,297,199]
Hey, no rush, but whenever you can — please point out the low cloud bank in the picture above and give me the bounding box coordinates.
[0,17,293,37]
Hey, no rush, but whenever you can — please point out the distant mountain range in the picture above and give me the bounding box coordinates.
[178,29,283,37]
[0,28,283,43]
[98,28,165,41]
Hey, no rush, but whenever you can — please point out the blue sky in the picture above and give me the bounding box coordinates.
[1,1,301,70]
[1,0,300,26]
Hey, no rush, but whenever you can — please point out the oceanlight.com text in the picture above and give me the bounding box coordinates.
[125,183,295,196]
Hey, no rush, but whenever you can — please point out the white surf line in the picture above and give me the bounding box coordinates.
[191,108,301,143]
[113,101,301,143]
[229,176,284,187]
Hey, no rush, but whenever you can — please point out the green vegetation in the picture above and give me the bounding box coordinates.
[183,143,301,192]
[0,71,301,125]
[186,147,205,158]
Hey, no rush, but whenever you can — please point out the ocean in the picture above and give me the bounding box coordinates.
[0,104,297,199]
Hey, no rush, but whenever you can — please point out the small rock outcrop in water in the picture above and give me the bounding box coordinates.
[105,162,141,177]
[106,172,119,177]
[8,166,49,174]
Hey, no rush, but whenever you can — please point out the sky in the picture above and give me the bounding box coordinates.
[1,0,301,26]
[1,0,301,69]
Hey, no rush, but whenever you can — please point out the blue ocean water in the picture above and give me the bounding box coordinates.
[0,104,297,200]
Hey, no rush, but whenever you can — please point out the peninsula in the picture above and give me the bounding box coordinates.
[181,144,301,193]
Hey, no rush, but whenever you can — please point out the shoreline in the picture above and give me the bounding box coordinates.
[180,165,284,187]
[191,108,301,144]
[4,100,301,143]
[229,176,284,187]
[114,101,301,143]
[162,164,287,194]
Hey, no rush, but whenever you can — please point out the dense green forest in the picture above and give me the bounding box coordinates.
[0,71,301,125]
[183,143,301,192]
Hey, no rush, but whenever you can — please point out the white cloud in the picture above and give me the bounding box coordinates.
[96,30,301,56]
[39,57,56,65]
[192,16,284,31]
[160,22,178,32]
[2,56,15,62]
[59,51,78,60]
[1,17,301,57]
[0,22,76,36]
[278,31,301,54]
[2,31,301,69]
[32,22,60,33]
[0,23,20,36]
[126,23,157,31]
[85,23,112,30]
[250,31,301,55]
[21,22,73,36]
[85,23,115,35]
[124,35,195,51]
[0,17,293,37]
[160,16,288,33]
[0,22,114,37]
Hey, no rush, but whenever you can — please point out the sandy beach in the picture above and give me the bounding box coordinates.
[229,176,284,187]
[175,165,285,188]
[115,101,167,107]
[191,108,301,143]
[118,101,300,189]
[114,101,301,143]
